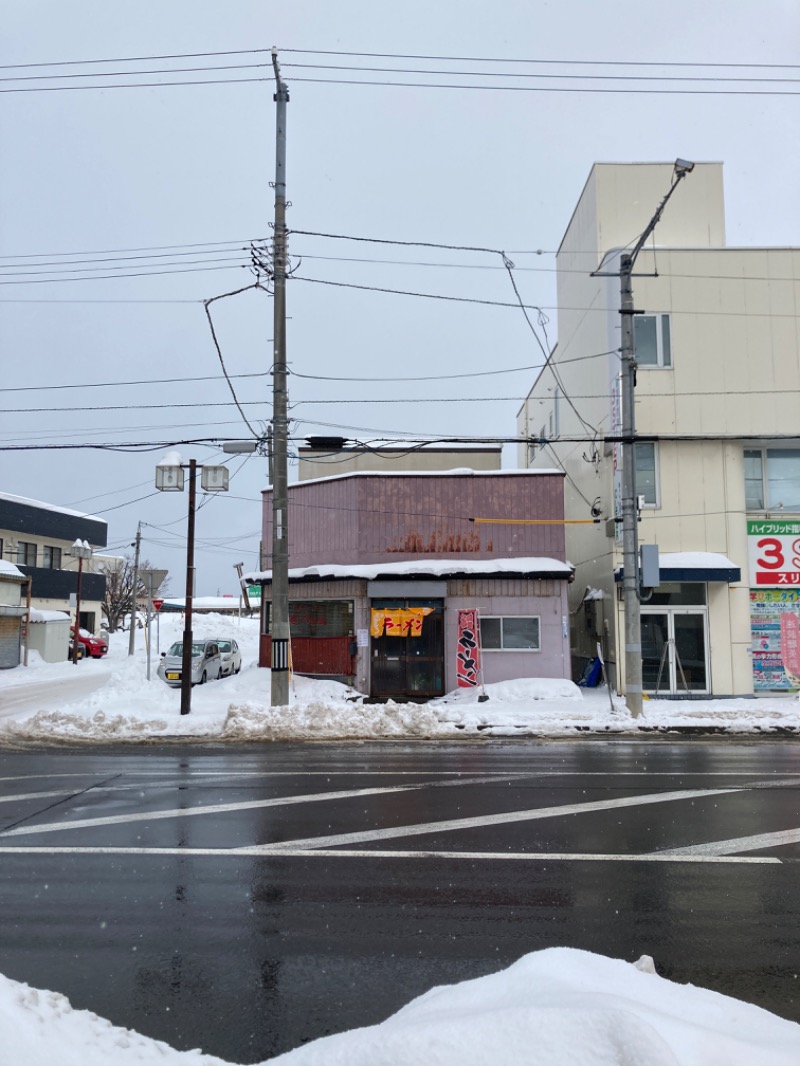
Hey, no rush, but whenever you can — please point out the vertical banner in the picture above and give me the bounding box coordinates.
[456,609,481,687]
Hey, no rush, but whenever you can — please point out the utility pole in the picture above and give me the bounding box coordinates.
[616,160,695,718]
[619,253,643,717]
[180,459,197,716]
[270,47,290,706]
[128,521,142,656]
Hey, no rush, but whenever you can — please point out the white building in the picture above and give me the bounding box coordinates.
[518,162,800,697]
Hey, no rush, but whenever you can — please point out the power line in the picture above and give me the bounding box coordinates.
[280,48,799,71]
[283,61,800,85]
[0,263,251,286]
[0,48,270,70]
[0,237,264,259]
[287,76,799,96]
[0,371,269,394]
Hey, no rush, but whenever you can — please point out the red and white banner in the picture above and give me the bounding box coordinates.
[456,609,481,688]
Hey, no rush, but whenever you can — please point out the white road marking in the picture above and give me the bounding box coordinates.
[0,783,420,837]
[0,790,75,804]
[0,845,780,863]
[659,827,800,856]
[242,786,746,853]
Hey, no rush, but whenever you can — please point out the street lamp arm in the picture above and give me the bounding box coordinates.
[626,168,691,272]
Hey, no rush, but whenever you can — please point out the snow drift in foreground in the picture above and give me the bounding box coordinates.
[2,948,798,1066]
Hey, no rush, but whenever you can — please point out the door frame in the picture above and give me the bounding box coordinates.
[641,606,710,694]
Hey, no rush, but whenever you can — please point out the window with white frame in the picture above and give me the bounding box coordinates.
[635,314,671,368]
[745,448,800,511]
[480,616,540,651]
[16,541,36,566]
[634,442,659,507]
[43,545,62,569]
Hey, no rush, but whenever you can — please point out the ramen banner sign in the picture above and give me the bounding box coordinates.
[456,609,481,688]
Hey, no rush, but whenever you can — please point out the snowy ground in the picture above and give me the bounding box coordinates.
[3,947,799,1065]
[0,612,798,743]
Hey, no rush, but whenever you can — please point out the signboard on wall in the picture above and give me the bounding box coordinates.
[750,589,800,690]
[456,609,481,688]
[748,520,800,586]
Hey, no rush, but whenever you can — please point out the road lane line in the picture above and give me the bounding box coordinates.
[0,790,75,804]
[0,845,780,863]
[0,783,420,837]
[659,827,800,856]
[242,786,745,853]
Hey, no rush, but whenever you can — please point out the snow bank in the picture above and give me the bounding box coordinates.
[2,949,798,1065]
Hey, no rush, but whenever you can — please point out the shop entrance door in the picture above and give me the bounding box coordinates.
[641,610,708,694]
[370,599,444,699]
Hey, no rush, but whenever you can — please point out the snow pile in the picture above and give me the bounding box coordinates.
[222,698,444,740]
[2,949,799,1066]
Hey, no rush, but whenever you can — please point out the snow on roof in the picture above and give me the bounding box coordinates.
[0,490,104,523]
[29,609,70,623]
[615,552,739,575]
[247,556,573,584]
[0,560,25,579]
[280,467,565,490]
[162,595,253,610]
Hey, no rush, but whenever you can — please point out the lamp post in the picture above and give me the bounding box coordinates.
[617,159,694,717]
[156,451,229,715]
[71,539,93,665]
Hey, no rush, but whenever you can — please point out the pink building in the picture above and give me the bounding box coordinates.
[250,470,574,700]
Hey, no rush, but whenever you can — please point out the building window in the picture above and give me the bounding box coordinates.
[635,314,671,368]
[43,545,62,569]
[745,449,800,512]
[634,442,659,506]
[480,616,540,651]
[17,541,36,566]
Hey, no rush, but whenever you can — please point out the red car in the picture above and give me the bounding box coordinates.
[71,626,108,659]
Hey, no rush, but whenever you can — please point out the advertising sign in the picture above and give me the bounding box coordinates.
[456,609,481,688]
[750,589,800,690]
[748,520,800,586]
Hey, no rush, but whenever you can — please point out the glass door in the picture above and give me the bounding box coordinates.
[371,599,444,699]
[641,610,708,694]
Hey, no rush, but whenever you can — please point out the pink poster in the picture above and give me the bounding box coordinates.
[456,609,481,688]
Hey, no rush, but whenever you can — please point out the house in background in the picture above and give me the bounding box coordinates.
[0,492,108,633]
[518,162,800,697]
[249,468,573,700]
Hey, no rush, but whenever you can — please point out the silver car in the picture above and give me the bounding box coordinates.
[217,639,242,677]
[157,640,223,687]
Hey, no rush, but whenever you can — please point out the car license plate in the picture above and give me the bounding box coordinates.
[166,672,180,680]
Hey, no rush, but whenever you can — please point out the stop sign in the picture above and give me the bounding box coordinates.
[153,599,164,612]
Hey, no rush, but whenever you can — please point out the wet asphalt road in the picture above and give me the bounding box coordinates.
[0,739,799,1063]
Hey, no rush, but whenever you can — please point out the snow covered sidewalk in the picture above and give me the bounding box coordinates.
[0,614,798,744]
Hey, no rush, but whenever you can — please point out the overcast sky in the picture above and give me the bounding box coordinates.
[2,1,798,597]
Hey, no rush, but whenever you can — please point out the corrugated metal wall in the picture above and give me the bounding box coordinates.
[263,473,566,568]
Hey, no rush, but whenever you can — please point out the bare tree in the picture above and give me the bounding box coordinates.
[96,555,170,632]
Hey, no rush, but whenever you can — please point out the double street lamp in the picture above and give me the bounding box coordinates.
[155,452,229,715]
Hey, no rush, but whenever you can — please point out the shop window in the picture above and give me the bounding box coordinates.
[17,541,36,566]
[744,448,800,512]
[480,616,540,651]
[43,545,62,569]
[635,314,671,368]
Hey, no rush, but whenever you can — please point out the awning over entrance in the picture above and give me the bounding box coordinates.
[615,552,741,584]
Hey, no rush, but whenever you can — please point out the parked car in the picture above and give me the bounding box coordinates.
[217,639,242,677]
[157,640,223,687]
[71,625,108,659]
[67,640,85,661]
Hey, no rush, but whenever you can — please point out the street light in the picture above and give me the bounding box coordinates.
[71,539,93,665]
[155,451,229,714]
[618,159,694,717]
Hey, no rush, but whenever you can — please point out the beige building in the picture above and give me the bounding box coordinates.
[518,162,800,697]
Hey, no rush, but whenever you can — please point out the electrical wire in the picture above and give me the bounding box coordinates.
[203,283,269,437]
[0,371,269,394]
